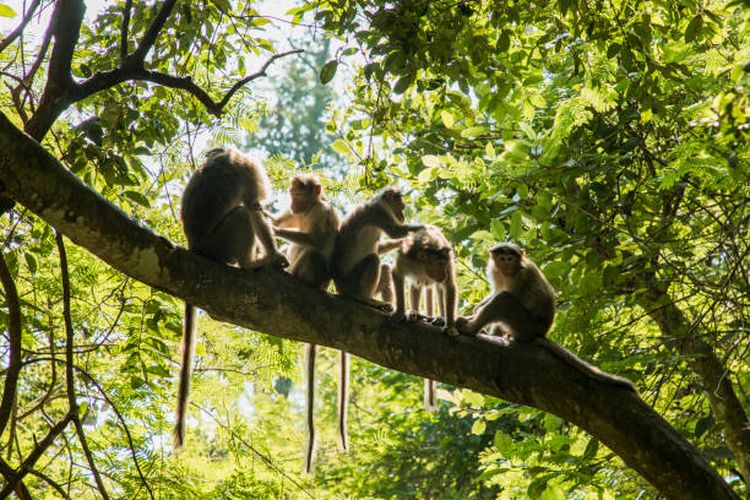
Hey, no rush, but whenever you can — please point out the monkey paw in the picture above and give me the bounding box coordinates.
[430,317,446,327]
[455,317,476,336]
[405,310,420,322]
[443,325,459,337]
[271,252,290,268]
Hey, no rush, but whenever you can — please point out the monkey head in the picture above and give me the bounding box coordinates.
[380,187,406,222]
[490,242,524,276]
[289,174,322,214]
[418,247,452,282]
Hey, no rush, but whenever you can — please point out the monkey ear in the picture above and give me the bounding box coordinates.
[314,184,322,196]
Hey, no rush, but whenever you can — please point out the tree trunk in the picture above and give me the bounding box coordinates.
[0,113,739,499]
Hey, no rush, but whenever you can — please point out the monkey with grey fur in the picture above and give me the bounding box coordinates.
[391,225,458,411]
[457,242,635,391]
[331,187,424,451]
[175,148,289,449]
[273,174,340,474]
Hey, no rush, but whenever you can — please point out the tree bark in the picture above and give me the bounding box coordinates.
[0,113,739,499]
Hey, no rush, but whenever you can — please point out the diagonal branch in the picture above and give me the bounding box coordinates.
[0,248,23,437]
[127,0,177,65]
[0,112,739,500]
[216,48,304,109]
[120,0,134,64]
[0,0,44,54]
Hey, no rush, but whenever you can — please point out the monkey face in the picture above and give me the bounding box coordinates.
[419,249,449,282]
[383,188,405,222]
[491,246,522,276]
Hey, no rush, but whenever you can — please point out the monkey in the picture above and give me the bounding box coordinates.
[272,174,340,474]
[456,242,635,391]
[331,187,425,450]
[175,148,290,449]
[391,225,458,411]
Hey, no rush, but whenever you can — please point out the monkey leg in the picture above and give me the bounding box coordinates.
[291,250,329,289]
[193,206,254,265]
[392,269,407,319]
[407,283,423,321]
[376,263,394,305]
[458,292,548,340]
[341,254,392,311]
[248,205,289,268]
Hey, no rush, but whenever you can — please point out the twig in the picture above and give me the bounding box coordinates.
[0,248,23,436]
[56,232,109,499]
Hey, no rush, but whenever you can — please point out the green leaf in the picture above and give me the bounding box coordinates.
[440,110,455,129]
[393,74,414,94]
[471,419,486,435]
[582,437,599,459]
[461,126,487,138]
[123,190,151,208]
[607,43,622,58]
[0,4,16,17]
[24,253,37,274]
[685,15,703,43]
[528,477,548,499]
[330,139,350,155]
[417,167,439,183]
[319,60,338,84]
[421,155,442,168]
[509,211,523,238]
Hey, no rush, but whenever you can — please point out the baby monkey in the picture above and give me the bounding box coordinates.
[273,174,340,474]
[332,187,424,451]
[392,225,458,411]
[176,148,289,449]
[457,243,635,390]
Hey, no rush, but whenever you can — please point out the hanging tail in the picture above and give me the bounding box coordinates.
[337,351,350,451]
[174,303,197,449]
[303,343,317,473]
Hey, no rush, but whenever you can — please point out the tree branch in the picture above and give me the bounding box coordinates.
[0,0,44,54]
[55,232,109,499]
[120,0,134,64]
[216,48,304,109]
[0,246,23,437]
[0,112,739,500]
[127,0,177,65]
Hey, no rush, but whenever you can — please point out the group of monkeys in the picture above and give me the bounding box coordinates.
[175,148,635,472]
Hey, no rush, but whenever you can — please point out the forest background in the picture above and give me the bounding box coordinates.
[0,0,748,498]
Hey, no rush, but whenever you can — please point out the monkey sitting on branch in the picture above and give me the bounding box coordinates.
[175,148,290,449]
[456,242,635,391]
[272,174,340,474]
[391,224,458,411]
[331,187,425,451]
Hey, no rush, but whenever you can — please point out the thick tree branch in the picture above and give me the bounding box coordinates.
[0,247,23,437]
[25,0,85,140]
[0,113,739,500]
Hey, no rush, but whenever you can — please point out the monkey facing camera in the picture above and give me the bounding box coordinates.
[457,242,635,390]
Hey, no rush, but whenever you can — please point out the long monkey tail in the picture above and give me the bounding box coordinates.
[303,343,318,474]
[174,303,197,449]
[337,351,350,452]
[536,338,637,392]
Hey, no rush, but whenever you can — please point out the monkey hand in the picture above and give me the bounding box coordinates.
[455,317,477,336]
[443,325,459,337]
[269,251,290,268]
[430,317,445,327]
[405,310,421,322]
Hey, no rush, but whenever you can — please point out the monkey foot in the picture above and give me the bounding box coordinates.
[443,326,459,337]
[430,317,446,327]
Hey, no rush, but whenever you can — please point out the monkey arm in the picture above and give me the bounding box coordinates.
[377,238,403,255]
[360,207,424,238]
[274,227,316,248]
[273,210,295,227]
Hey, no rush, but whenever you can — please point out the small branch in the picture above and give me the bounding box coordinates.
[128,0,177,64]
[0,411,74,498]
[0,250,23,437]
[76,367,154,499]
[0,0,44,54]
[216,48,304,109]
[46,0,85,85]
[120,0,134,64]
[55,232,109,499]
